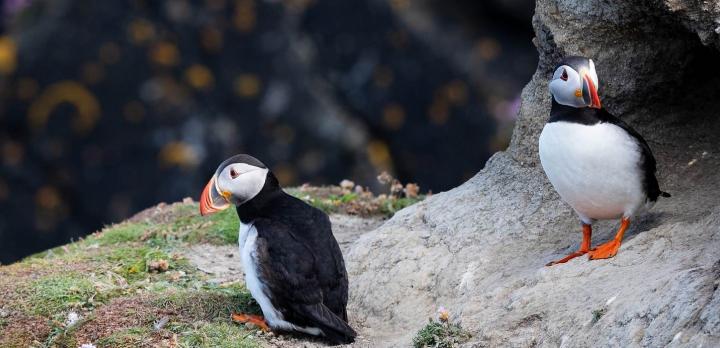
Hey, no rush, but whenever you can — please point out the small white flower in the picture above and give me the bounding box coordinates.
[79,343,96,348]
[66,312,80,327]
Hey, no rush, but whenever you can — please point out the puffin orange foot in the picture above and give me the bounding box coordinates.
[546,223,593,267]
[546,250,589,266]
[588,240,621,260]
[588,217,629,260]
[232,313,270,332]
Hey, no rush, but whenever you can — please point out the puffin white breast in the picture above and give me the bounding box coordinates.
[539,121,646,222]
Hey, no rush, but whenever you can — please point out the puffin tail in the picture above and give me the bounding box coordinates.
[295,303,357,345]
[661,191,671,198]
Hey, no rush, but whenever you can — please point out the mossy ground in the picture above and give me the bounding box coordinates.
[0,186,423,347]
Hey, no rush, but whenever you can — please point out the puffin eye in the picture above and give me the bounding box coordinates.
[560,69,568,81]
[230,168,239,179]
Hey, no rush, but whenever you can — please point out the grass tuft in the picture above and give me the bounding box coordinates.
[179,322,259,348]
[591,308,606,323]
[92,223,149,245]
[95,327,152,348]
[155,283,261,322]
[413,318,472,348]
[27,274,96,316]
[182,208,239,245]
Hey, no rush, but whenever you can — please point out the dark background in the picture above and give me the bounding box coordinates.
[0,0,536,263]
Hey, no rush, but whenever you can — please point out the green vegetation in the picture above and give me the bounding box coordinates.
[27,274,96,316]
[413,318,471,348]
[92,222,148,245]
[179,322,259,348]
[0,185,423,346]
[184,207,239,245]
[591,308,606,323]
[155,283,261,321]
[95,327,152,348]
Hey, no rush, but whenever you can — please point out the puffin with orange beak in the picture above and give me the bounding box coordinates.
[200,154,356,344]
[539,56,670,266]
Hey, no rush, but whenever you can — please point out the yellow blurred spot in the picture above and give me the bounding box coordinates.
[382,103,405,130]
[367,139,393,171]
[99,42,121,65]
[81,62,105,85]
[150,42,180,66]
[159,141,199,168]
[28,81,101,134]
[373,65,394,89]
[234,74,261,98]
[36,186,62,210]
[184,64,215,90]
[273,163,296,185]
[389,0,410,11]
[2,141,24,166]
[128,19,156,44]
[16,78,39,100]
[475,37,501,61]
[234,0,256,33]
[428,99,450,125]
[574,88,582,97]
[444,80,468,105]
[0,36,18,75]
[123,101,145,123]
[201,26,224,52]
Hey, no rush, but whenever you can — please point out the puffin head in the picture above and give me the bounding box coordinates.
[549,56,601,109]
[199,154,276,216]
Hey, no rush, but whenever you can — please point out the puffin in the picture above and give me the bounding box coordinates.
[199,154,357,344]
[538,56,670,266]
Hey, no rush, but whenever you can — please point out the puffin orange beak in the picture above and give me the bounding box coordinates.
[199,176,230,216]
[583,72,601,109]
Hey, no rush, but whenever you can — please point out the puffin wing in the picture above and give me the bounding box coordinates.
[596,108,668,201]
[253,218,357,343]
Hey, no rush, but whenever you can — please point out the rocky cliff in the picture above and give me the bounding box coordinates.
[2,0,720,347]
[347,0,720,346]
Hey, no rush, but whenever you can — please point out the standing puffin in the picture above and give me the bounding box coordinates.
[199,154,356,344]
[539,56,670,266]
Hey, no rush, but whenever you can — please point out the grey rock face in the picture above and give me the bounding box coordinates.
[345,0,720,346]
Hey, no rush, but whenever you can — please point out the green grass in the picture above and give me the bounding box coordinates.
[95,327,153,348]
[154,283,261,321]
[92,223,149,245]
[181,207,239,245]
[413,319,472,348]
[379,196,425,215]
[104,246,176,282]
[179,322,259,348]
[27,274,97,316]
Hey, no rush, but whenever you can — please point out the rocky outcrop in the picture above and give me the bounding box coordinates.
[346,0,720,346]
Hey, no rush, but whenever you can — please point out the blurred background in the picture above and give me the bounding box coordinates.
[0,0,536,263]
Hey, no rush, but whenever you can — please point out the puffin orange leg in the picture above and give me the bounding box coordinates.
[588,217,629,260]
[546,224,592,266]
[232,313,270,332]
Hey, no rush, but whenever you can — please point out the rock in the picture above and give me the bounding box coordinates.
[346,0,720,346]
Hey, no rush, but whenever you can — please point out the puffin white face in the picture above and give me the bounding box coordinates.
[200,161,269,216]
[549,59,601,109]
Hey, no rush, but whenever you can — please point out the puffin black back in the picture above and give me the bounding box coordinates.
[199,154,355,344]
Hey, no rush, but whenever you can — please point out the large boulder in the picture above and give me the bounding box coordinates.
[346,0,720,346]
